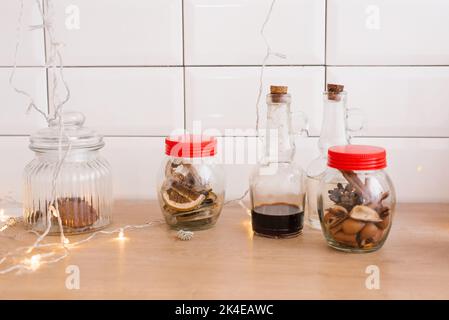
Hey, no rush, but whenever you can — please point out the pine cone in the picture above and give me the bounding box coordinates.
[328,183,363,211]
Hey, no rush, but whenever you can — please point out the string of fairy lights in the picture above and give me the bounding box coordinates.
[0,0,281,274]
[225,0,284,209]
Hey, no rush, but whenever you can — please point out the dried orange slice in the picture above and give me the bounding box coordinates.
[162,185,206,212]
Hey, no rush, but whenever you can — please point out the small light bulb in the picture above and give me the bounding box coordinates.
[117,229,125,240]
[0,209,8,222]
[25,254,41,271]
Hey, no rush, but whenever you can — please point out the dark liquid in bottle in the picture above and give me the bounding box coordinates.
[251,203,304,238]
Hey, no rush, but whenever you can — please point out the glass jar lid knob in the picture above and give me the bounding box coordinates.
[49,112,86,128]
[30,111,104,151]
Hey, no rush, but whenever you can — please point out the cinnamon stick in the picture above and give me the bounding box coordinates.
[340,170,371,201]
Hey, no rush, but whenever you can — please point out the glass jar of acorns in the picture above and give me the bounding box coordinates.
[157,135,225,230]
[318,145,396,253]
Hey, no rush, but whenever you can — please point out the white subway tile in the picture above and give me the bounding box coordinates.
[221,136,318,199]
[103,137,164,199]
[0,0,44,66]
[224,136,449,203]
[0,68,48,134]
[49,0,183,66]
[0,137,32,201]
[352,138,449,203]
[185,66,325,136]
[105,136,317,200]
[327,67,449,137]
[1,136,447,203]
[327,0,449,65]
[184,0,325,65]
[48,67,184,136]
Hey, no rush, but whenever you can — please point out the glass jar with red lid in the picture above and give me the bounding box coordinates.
[157,135,225,230]
[318,145,396,253]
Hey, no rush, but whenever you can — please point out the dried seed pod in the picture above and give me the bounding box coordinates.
[359,223,383,247]
[324,205,348,229]
[329,224,342,235]
[328,183,363,211]
[376,214,391,230]
[333,231,358,247]
[341,218,365,235]
[360,222,379,239]
[165,160,203,190]
[349,205,382,222]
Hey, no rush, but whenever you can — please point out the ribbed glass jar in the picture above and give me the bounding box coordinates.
[23,112,112,234]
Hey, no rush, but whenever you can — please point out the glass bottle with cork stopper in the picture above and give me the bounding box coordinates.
[249,85,307,238]
[305,84,363,230]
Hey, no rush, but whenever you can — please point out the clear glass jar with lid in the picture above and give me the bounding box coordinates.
[157,135,225,230]
[319,145,396,253]
[23,112,112,234]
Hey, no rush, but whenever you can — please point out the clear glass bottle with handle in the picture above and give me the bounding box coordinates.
[249,85,307,238]
[306,84,362,230]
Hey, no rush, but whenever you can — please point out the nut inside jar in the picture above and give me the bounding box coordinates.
[160,159,223,229]
[323,170,392,250]
[26,197,100,233]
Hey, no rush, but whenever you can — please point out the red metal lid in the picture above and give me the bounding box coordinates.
[165,135,217,158]
[328,145,387,171]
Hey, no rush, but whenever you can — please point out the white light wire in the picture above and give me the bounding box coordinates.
[0,0,163,274]
[225,0,285,207]
[1,0,285,274]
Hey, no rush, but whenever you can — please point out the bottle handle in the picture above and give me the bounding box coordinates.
[291,111,310,137]
[346,107,364,142]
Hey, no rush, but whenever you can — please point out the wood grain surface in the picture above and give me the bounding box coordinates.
[0,201,448,299]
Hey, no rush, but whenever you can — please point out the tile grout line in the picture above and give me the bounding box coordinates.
[4,64,449,68]
[6,1,449,144]
[42,0,50,115]
[181,0,187,131]
[0,134,448,139]
[324,0,328,90]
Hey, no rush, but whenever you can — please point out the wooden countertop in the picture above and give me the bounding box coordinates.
[1,201,448,299]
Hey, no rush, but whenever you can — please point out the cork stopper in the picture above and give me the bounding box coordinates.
[270,85,288,94]
[327,83,344,101]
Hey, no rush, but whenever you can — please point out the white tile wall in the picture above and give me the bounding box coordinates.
[352,137,449,203]
[49,0,183,66]
[185,66,324,136]
[0,1,44,66]
[327,0,449,65]
[0,137,32,201]
[103,137,164,199]
[184,0,325,65]
[327,67,449,137]
[1,0,448,203]
[0,68,48,134]
[49,67,184,136]
[3,136,448,203]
